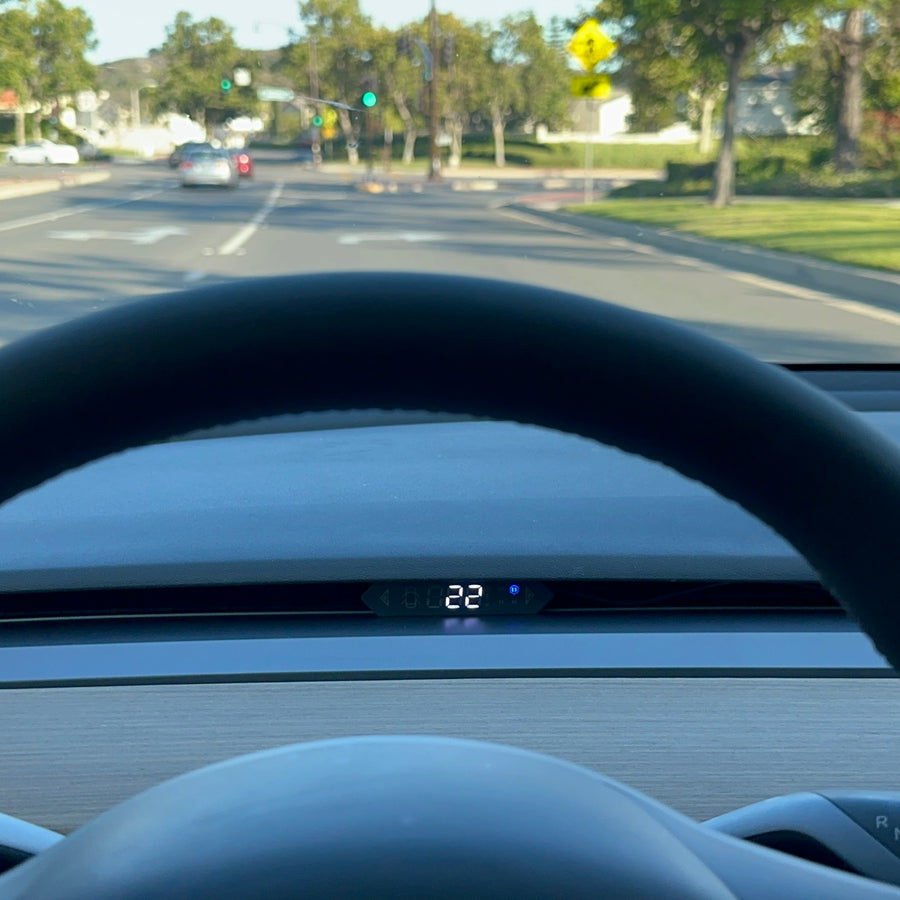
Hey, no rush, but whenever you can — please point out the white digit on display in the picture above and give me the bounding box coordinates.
[465,584,484,609]
[445,584,463,610]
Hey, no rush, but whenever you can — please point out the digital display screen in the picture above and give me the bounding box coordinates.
[362,581,550,617]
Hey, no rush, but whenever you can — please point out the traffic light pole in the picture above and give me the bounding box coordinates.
[428,0,440,181]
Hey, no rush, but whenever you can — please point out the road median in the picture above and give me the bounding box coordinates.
[0,169,111,201]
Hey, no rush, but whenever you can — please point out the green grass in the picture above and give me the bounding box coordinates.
[569,198,900,272]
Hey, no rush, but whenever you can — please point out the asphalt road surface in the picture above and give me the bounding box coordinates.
[1,150,899,361]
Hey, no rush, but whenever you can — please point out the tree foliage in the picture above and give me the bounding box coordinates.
[279,3,569,168]
[0,0,96,141]
[595,0,820,205]
[153,12,258,129]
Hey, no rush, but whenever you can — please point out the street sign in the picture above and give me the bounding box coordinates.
[257,87,294,102]
[567,19,616,72]
[570,74,612,100]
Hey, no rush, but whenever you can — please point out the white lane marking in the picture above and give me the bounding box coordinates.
[217,182,284,256]
[729,271,900,328]
[283,191,352,202]
[337,231,446,245]
[183,270,207,284]
[500,207,900,330]
[0,187,164,235]
[48,226,186,245]
[498,207,589,237]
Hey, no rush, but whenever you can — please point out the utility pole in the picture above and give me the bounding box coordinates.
[428,0,440,181]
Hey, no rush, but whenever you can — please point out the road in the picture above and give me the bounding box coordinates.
[1,149,899,361]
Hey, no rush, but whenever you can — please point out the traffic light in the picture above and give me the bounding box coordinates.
[220,77,232,92]
[361,91,377,108]
[313,114,324,127]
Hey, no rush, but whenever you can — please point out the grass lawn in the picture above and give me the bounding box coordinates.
[569,198,900,273]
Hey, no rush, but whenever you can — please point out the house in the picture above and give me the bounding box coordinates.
[736,71,819,136]
[536,90,635,143]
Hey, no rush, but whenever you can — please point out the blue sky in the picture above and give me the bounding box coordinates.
[80,0,578,62]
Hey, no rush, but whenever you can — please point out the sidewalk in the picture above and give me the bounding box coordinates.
[0,168,111,201]
[317,161,664,185]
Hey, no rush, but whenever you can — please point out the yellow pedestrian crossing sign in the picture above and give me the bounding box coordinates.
[570,74,612,99]
[567,19,616,72]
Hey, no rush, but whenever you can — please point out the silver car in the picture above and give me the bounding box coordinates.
[178,148,238,189]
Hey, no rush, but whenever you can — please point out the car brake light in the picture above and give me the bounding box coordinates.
[238,154,249,164]
[180,161,193,170]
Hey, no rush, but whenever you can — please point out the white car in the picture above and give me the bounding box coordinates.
[5,140,80,166]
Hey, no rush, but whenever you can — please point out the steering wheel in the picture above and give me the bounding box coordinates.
[1,272,899,899]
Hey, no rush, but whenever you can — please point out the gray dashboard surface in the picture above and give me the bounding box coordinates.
[0,414,855,590]
[3,677,900,832]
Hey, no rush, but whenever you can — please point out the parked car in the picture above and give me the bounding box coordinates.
[5,140,79,166]
[168,141,212,169]
[178,148,238,189]
[227,148,253,177]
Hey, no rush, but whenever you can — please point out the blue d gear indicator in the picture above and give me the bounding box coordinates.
[508,584,521,595]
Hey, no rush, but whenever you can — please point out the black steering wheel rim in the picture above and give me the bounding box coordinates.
[1,272,899,666]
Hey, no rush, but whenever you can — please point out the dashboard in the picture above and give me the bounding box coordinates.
[2,366,900,893]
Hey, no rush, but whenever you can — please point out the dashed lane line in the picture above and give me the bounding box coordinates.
[0,187,165,235]
[217,182,284,256]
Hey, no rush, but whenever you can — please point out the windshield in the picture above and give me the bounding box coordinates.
[0,0,897,362]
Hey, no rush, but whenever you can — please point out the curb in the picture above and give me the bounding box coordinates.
[0,169,111,201]
[511,203,900,314]
[452,180,499,192]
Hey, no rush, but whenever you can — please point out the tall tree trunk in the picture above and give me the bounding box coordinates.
[392,88,417,164]
[448,117,463,168]
[834,7,864,172]
[338,108,359,165]
[491,104,505,168]
[402,129,417,165]
[382,125,393,171]
[14,106,25,146]
[699,94,716,156]
[711,38,748,208]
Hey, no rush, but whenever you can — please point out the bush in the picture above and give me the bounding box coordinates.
[667,161,715,182]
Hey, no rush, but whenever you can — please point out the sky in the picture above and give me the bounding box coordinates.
[80,0,575,63]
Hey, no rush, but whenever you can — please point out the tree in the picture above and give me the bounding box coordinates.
[25,0,97,140]
[596,0,818,206]
[0,5,37,144]
[834,7,864,170]
[783,4,866,171]
[434,15,494,168]
[483,14,569,167]
[514,14,570,134]
[153,13,255,131]
[371,24,426,164]
[864,1,900,167]
[283,0,377,164]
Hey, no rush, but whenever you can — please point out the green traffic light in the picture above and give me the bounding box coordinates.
[220,79,232,91]
[313,115,323,127]
[361,91,377,108]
